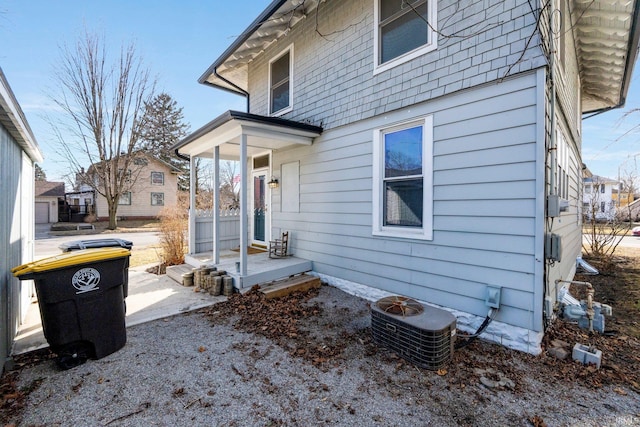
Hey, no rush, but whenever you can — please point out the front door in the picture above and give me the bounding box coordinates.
[252,171,268,246]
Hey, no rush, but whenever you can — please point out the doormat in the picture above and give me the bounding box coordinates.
[231,246,267,254]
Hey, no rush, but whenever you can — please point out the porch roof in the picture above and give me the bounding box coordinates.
[171,110,323,159]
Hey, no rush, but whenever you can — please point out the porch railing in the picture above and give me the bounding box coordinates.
[195,209,240,253]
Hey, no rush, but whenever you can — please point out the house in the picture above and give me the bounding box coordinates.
[78,154,181,221]
[172,0,640,354]
[583,174,620,221]
[34,181,65,224]
[619,198,640,222]
[0,67,43,372]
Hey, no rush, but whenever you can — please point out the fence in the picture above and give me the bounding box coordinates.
[195,209,240,253]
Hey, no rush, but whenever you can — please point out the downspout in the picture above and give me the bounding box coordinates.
[543,2,558,324]
[549,4,557,202]
[211,67,250,113]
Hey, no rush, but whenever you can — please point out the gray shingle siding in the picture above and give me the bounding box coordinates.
[248,0,547,128]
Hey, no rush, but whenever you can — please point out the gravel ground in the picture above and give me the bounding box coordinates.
[4,285,640,426]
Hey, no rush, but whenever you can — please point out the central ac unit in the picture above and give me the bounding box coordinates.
[371,295,456,370]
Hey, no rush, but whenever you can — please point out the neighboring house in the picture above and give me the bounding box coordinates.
[583,175,620,221]
[79,154,181,221]
[34,181,64,224]
[619,198,640,222]
[172,0,640,354]
[0,67,43,372]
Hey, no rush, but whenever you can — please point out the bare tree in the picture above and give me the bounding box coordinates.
[220,161,239,209]
[49,31,155,229]
[582,176,631,260]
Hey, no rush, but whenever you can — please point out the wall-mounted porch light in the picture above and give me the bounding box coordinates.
[268,176,279,189]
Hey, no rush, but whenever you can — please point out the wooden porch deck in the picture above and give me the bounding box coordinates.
[183,251,313,290]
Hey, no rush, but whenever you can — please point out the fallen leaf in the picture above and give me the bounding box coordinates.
[613,388,628,396]
[198,346,206,353]
[436,369,448,376]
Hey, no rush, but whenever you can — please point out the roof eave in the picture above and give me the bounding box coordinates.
[0,67,43,163]
[582,1,640,115]
[197,0,289,93]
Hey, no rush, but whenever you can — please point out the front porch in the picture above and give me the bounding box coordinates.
[183,250,313,290]
[170,110,322,291]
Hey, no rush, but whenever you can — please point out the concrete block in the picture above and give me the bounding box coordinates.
[572,343,602,369]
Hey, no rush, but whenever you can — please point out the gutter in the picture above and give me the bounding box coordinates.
[178,0,291,161]
[197,0,289,92]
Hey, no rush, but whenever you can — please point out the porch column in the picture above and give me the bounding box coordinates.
[188,155,197,255]
[239,133,248,276]
[212,146,220,264]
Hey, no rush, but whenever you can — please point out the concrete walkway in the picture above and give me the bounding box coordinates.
[11,264,225,355]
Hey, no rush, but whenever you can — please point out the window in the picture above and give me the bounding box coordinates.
[600,201,606,213]
[373,116,433,240]
[151,192,164,206]
[151,171,164,185]
[117,169,132,184]
[269,47,293,115]
[374,0,437,73]
[585,184,591,194]
[118,192,131,205]
[600,184,605,193]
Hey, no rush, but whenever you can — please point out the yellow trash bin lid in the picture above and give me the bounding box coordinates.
[12,247,131,277]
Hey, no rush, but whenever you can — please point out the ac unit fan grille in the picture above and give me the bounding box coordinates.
[371,299,456,371]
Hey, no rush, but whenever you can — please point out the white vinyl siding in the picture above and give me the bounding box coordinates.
[1,124,37,373]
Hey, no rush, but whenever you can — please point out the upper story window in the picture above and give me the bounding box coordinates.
[151,171,164,185]
[374,0,437,74]
[372,116,433,240]
[269,46,293,115]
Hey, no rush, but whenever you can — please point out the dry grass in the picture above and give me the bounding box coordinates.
[129,246,165,268]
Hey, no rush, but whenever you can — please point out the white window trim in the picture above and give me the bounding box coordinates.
[372,115,434,240]
[373,0,438,75]
[268,44,294,116]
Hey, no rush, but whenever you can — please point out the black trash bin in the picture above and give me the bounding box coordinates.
[59,238,133,297]
[12,248,131,369]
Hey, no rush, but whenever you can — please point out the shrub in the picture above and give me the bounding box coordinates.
[158,204,188,266]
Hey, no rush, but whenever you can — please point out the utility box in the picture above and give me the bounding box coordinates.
[12,248,130,369]
[545,233,562,262]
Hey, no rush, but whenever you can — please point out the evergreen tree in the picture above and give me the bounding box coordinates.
[35,164,47,181]
[139,93,190,190]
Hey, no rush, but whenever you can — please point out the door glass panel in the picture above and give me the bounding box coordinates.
[253,175,266,242]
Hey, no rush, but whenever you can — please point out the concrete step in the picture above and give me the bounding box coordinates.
[259,274,321,299]
[166,264,194,286]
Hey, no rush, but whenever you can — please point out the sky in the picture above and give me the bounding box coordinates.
[1,0,640,185]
